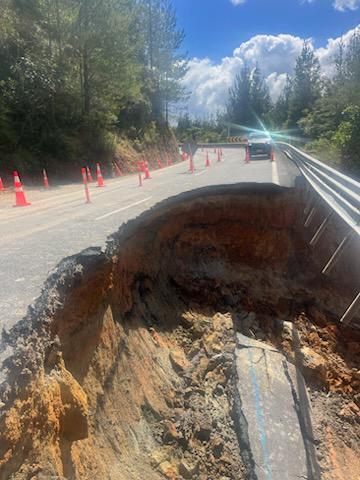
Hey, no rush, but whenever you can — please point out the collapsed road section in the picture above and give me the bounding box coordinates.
[0,184,359,480]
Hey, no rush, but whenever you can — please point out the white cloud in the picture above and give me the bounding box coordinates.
[317,24,360,75]
[230,0,246,5]
[182,25,360,117]
[233,34,304,76]
[305,0,360,10]
[333,0,360,11]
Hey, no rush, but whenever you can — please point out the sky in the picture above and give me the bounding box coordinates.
[173,0,360,117]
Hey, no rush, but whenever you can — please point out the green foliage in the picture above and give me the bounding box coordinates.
[270,35,360,177]
[287,41,322,127]
[0,0,187,175]
[333,105,360,177]
[303,138,341,169]
[176,114,226,143]
[226,63,271,128]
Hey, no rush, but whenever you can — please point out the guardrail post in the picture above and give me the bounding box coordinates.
[310,213,333,247]
[322,230,354,275]
[304,206,317,228]
[303,192,314,218]
[340,292,360,326]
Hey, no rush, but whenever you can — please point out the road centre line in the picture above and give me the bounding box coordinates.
[95,196,153,221]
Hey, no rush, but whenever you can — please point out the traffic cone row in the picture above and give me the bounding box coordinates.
[3,147,230,208]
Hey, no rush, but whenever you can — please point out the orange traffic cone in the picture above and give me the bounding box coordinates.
[86,166,93,182]
[270,147,275,162]
[113,161,123,177]
[245,146,251,164]
[205,152,210,167]
[138,165,143,187]
[81,167,91,204]
[144,161,151,179]
[43,168,49,188]
[217,149,221,162]
[157,158,163,169]
[96,163,105,187]
[13,171,31,207]
[189,153,194,174]
[0,177,5,192]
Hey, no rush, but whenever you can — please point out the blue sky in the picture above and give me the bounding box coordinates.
[174,0,360,61]
[174,0,360,117]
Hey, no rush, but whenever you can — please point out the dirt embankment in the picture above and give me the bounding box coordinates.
[0,128,180,185]
[0,184,359,480]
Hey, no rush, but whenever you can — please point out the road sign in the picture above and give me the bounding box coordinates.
[228,136,247,144]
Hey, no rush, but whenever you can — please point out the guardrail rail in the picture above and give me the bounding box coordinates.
[277,142,360,326]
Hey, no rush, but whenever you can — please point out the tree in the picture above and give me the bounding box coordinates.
[250,64,271,120]
[272,75,292,128]
[141,0,188,125]
[287,41,322,127]
[226,63,271,129]
[226,64,252,126]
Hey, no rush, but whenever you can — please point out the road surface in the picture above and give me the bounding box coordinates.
[0,147,299,333]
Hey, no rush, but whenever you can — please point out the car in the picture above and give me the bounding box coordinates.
[247,132,273,158]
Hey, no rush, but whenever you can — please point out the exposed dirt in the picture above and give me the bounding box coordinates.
[0,184,359,480]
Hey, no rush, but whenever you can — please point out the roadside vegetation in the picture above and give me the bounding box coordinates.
[176,34,360,179]
[0,0,187,178]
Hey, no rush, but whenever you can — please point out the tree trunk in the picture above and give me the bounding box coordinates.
[55,0,62,56]
[83,48,90,115]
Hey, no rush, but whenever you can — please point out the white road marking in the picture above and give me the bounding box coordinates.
[272,160,280,185]
[195,170,207,177]
[95,196,152,221]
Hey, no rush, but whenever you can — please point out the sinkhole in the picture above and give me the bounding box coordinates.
[0,184,359,480]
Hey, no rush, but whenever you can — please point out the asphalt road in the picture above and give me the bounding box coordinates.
[0,147,299,333]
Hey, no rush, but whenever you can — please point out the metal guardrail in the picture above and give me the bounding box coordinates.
[277,142,360,326]
[278,143,360,234]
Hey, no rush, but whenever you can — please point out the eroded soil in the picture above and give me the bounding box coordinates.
[0,184,359,480]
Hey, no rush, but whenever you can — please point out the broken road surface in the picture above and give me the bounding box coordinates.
[234,333,321,480]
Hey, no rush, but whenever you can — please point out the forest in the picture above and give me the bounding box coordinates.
[176,35,360,178]
[0,0,187,177]
[1,1,360,180]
